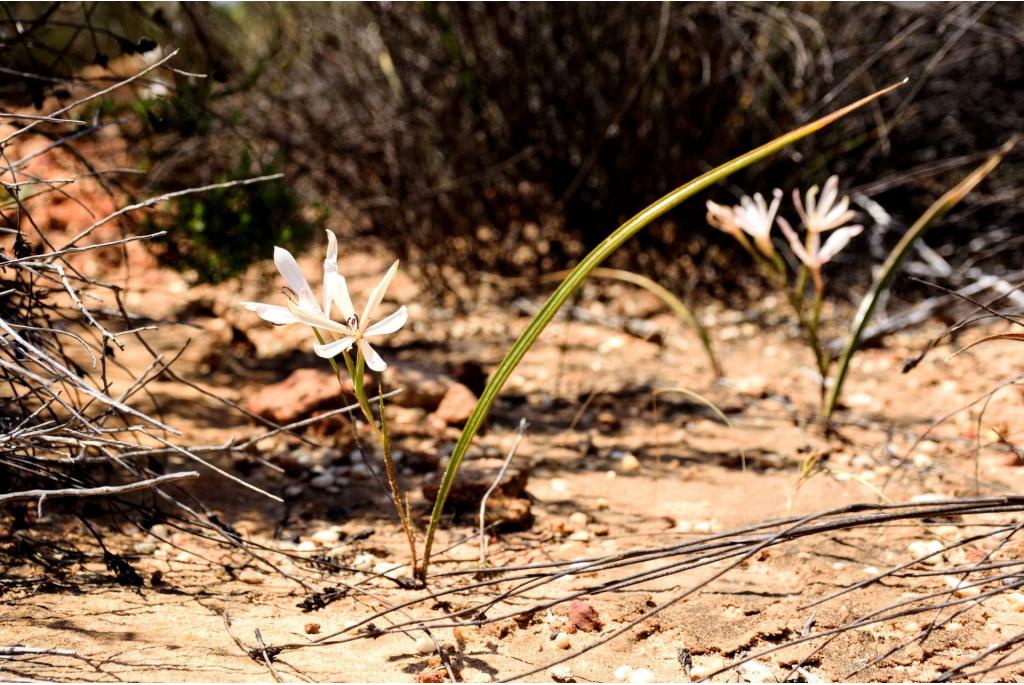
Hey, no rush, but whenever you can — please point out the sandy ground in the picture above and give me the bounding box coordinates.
[4,248,1024,683]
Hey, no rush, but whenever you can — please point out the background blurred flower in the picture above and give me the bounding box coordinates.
[706,188,782,257]
[793,175,858,234]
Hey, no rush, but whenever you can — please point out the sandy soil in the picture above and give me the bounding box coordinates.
[4,248,1024,683]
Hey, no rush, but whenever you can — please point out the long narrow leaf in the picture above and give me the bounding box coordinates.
[539,266,723,377]
[419,79,908,580]
[824,136,1017,419]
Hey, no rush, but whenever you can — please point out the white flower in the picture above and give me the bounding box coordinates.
[778,216,862,288]
[240,230,407,371]
[793,175,858,234]
[706,189,782,257]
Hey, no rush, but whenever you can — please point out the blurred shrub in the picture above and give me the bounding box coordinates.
[6,2,1022,299]
[148,150,315,283]
[202,2,1024,300]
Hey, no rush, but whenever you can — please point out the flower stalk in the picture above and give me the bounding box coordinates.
[242,231,418,576]
[709,174,864,410]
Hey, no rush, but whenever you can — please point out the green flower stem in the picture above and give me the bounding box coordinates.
[418,79,908,582]
[808,284,828,403]
[351,347,419,576]
[313,327,418,575]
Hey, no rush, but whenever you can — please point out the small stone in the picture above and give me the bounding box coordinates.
[415,635,435,654]
[944,576,981,598]
[311,529,341,546]
[310,472,335,489]
[734,375,768,397]
[238,569,264,584]
[598,336,626,353]
[421,460,530,509]
[908,539,945,563]
[568,512,589,529]
[628,668,655,684]
[689,656,725,680]
[619,454,641,473]
[792,666,828,683]
[149,524,170,539]
[374,561,403,578]
[553,632,571,650]
[567,600,603,633]
[284,484,304,498]
[245,367,354,423]
[918,440,940,455]
[433,383,478,426]
[845,393,875,409]
[567,530,591,542]
[912,453,933,469]
[349,462,371,480]
[737,661,775,682]
[1005,592,1024,610]
[911,493,947,504]
[297,540,318,552]
[613,665,634,682]
[353,553,375,571]
[133,540,157,554]
[304,623,321,635]
[596,410,621,431]
[549,664,574,682]
[426,413,448,436]
[551,478,570,494]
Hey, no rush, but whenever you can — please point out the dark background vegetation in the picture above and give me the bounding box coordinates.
[4,1,1022,301]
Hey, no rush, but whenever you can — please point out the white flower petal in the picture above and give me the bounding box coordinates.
[361,261,400,327]
[768,188,783,221]
[241,301,297,325]
[323,230,339,313]
[818,176,839,219]
[286,300,356,336]
[804,185,820,226]
[314,336,356,359]
[325,272,356,321]
[365,306,408,337]
[778,217,812,267]
[792,187,809,227]
[818,225,863,264]
[274,246,310,297]
[359,339,387,372]
[324,230,339,277]
[706,201,740,236]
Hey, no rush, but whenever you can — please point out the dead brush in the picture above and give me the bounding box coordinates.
[258,496,1024,682]
[0,43,319,605]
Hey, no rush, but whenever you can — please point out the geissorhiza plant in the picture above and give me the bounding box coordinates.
[241,230,418,572]
[706,189,784,263]
[707,175,863,404]
[705,136,1015,421]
